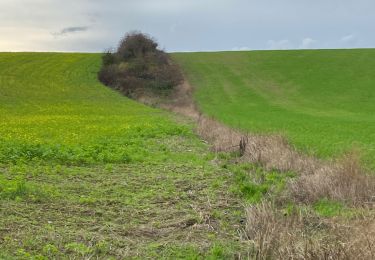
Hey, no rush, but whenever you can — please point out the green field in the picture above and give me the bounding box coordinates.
[174,49,375,168]
[0,53,245,258]
[1,51,373,258]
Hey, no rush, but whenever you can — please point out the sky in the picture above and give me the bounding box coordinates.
[0,0,374,52]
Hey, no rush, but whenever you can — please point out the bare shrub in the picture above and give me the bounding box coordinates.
[148,62,184,90]
[102,50,117,66]
[98,64,119,87]
[117,32,158,60]
[98,32,183,96]
[117,76,144,96]
[244,202,375,259]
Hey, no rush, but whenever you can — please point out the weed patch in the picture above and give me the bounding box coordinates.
[228,163,295,203]
[0,175,55,202]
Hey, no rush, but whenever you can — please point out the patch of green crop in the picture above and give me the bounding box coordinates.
[0,175,57,202]
[173,49,375,169]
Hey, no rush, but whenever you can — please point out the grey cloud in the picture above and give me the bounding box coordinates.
[53,26,90,37]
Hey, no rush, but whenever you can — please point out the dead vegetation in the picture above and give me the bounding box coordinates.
[196,116,375,207]
[289,151,375,206]
[244,202,375,260]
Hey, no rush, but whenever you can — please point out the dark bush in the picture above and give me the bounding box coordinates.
[98,32,183,96]
[117,33,158,60]
[102,50,117,66]
[98,64,119,86]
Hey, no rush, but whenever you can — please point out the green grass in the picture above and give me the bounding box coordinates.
[0,53,244,258]
[173,49,375,168]
[225,162,295,204]
[313,198,346,217]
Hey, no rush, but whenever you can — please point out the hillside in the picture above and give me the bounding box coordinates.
[173,49,375,168]
[1,52,374,259]
[0,53,243,258]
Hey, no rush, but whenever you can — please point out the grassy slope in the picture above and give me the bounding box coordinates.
[173,49,375,168]
[0,53,243,258]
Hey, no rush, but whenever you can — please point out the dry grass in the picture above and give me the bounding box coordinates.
[244,202,375,260]
[196,116,319,173]
[289,151,375,206]
[160,81,201,120]
[196,116,375,207]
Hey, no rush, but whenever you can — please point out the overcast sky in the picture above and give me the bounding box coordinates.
[0,0,374,52]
